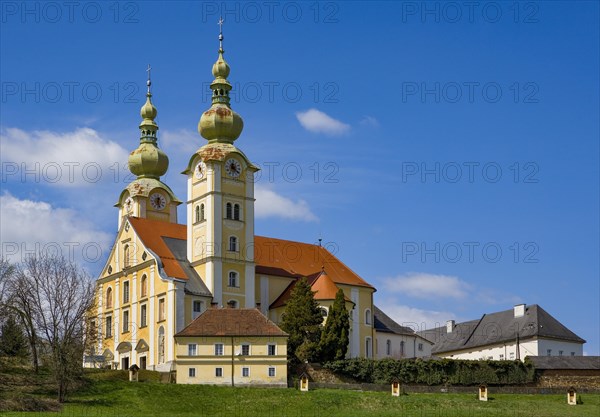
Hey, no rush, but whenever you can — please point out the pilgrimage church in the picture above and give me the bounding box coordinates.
[91,26,397,382]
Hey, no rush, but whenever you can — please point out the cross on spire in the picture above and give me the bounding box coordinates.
[218,16,224,50]
[146,64,152,94]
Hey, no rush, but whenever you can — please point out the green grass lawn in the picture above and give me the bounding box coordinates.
[1,370,599,417]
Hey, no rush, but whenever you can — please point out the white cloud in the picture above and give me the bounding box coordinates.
[255,185,318,222]
[384,272,471,299]
[0,127,129,187]
[375,300,455,333]
[359,115,380,128]
[0,192,112,266]
[296,109,350,136]
[161,128,200,155]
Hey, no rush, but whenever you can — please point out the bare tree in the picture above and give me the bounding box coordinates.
[18,254,95,402]
[6,262,39,371]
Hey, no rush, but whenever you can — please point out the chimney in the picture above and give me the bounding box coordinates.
[446,320,455,333]
[514,304,526,318]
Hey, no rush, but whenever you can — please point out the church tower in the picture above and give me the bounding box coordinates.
[116,69,181,228]
[183,23,259,308]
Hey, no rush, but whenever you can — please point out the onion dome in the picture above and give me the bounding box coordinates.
[198,20,244,143]
[128,67,169,179]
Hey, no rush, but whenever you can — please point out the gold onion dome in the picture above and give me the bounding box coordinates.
[128,70,169,179]
[199,24,244,143]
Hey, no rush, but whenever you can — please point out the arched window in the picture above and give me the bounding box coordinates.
[195,205,200,223]
[386,339,391,356]
[400,341,405,357]
[200,203,205,221]
[365,337,372,358]
[106,287,113,309]
[229,236,238,252]
[233,204,240,220]
[227,299,238,308]
[226,203,232,219]
[320,308,328,317]
[365,309,372,325]
[228,271,238,288]
[140,274,147,298]
[123,244,130,268]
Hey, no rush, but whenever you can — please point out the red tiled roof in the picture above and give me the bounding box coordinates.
[175,308,288,337]
[270,270,353,309]
[128,217,188,280]
[254,236,374,289]
[126,219,374,292]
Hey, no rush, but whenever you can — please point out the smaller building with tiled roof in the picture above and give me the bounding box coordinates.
[417,304,585,361]
[174,308,288,386]
[373,306,434,359]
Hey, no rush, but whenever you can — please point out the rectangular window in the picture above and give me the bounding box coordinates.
[139,356,146,370]
[547,349,552,356]
[215,343,224,356]
[242,367,249,377]
[241,344,250,356]
[140,304,147,327]
[268,367,276,377]
[509,352,515,360]
[418,343,423,351]
[193,300,203,312]
[267,344,276,356]
[499,354,504,360]
[188,344,197,356]
[215,367,223,377]
[571,352,576,356]
[189,368,196,378]
[558,350,563,356]
[158,298,165,321]
[105,316,112,338]
[123,281,130,303]
[122,310,129,332]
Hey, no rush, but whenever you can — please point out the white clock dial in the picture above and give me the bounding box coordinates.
[194,161,207,179]
[149,193,166,210]
[225,158,242,178]
[124,197,134,213]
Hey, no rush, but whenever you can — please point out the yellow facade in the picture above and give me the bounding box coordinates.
[175,336,288,386]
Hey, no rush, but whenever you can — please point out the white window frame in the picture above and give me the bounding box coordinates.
[268,366,276,377]
[123,280,130,303]
[215,343,224,356]
[365,309,372,325]
[241,343,250,356]
[189,367,196,378]
[188,344,197,356]
[267,343,276,356]
[140,303,147,327]
[228,271,238,288]
[122,310,129,333]
[215,367,223,377]
[229,236,238,252]
[242,367,250,377]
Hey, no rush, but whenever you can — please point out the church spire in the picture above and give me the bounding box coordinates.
[128,65,169,179]
[198,17,244,144]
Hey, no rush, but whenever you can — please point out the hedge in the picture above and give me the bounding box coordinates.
[323,358,535,385]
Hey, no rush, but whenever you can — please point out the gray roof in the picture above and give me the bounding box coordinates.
[162,237,211,297]
[417,305,585,355]
[374,306,433,344]
[527,356,600,370]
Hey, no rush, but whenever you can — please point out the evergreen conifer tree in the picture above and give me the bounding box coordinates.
[319,288,350,362]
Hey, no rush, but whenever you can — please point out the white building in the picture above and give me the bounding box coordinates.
[418,304,585,361]
[374,306,433,359]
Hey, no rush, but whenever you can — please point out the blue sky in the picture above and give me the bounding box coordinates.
[1,1,598,355]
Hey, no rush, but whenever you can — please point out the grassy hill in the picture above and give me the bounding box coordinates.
[1,360,598,417]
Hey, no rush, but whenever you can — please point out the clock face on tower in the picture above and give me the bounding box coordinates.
[149,193,166,210]
[124,197,133,213]
[194,161,207,179]
[225,158,242,178]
